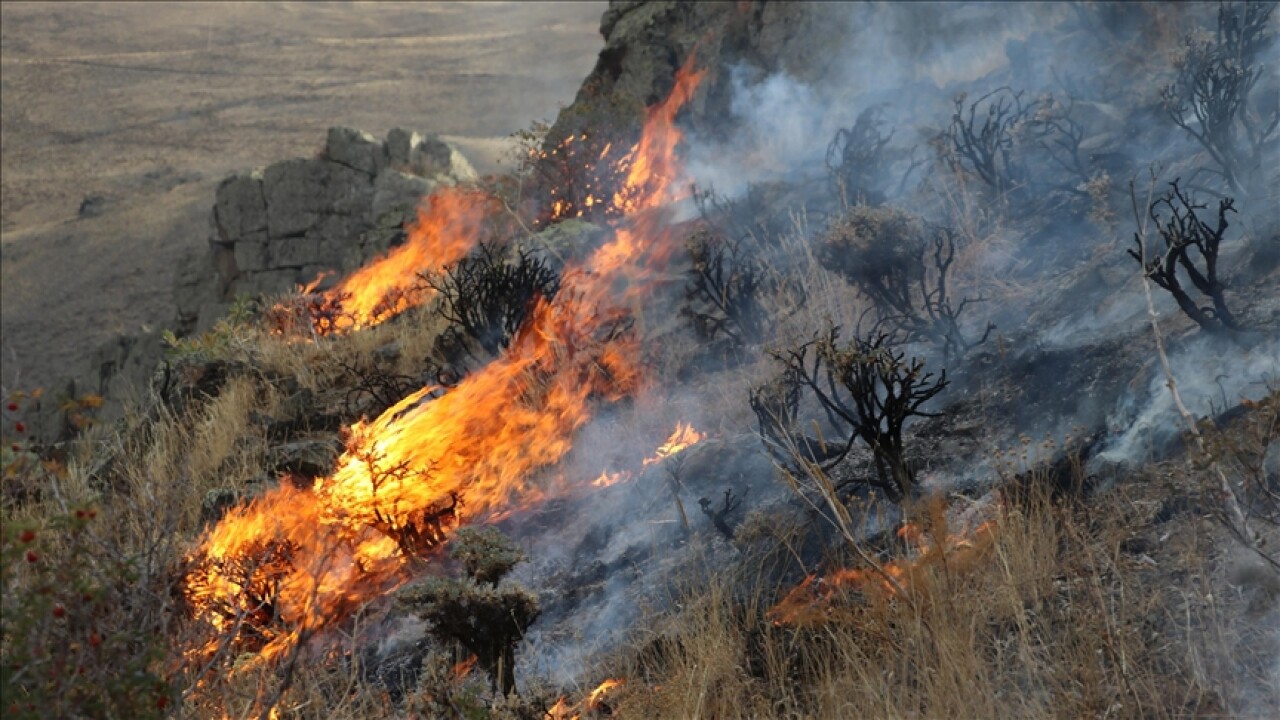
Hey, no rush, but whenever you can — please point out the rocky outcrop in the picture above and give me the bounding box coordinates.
[174,127,478,335]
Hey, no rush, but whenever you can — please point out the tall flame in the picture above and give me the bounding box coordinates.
[182,53,708,672]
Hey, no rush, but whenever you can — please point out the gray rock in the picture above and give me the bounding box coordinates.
[386,127,420,169]
[271,235,323,269]
[268,437,342,478]
[326,126,388,177]
[213,172,267,242]
[232,232,270,273]
[372,170,435,228]
[409,136,478,184]
[262,159,373,238]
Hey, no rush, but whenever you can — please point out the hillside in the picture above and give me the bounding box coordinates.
[2,2,1279,718]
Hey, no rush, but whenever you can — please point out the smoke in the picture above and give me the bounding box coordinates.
[1099,334,1280,466]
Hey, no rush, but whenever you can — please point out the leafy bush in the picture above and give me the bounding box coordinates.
[1,508,173,719]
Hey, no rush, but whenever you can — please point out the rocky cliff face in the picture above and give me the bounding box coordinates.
[174,127,478,337]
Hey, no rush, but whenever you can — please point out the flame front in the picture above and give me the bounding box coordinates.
[182,54,708,672]
[766,519,998,626]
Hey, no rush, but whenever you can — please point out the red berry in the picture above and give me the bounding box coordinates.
[25,550,37,563]
[52,605,65,618]
[14,422,24,434]
[156,697,169,710]
[5,402,17,412]
[85,509,96,520]
[19,530,35,543]
[88,632,101,648]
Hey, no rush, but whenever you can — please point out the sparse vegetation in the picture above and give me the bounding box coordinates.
[820,205,993,363]
[1129,178,1241,334]
[751,327,949,502]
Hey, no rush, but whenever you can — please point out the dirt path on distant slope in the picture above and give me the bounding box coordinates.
[0,1,604,390]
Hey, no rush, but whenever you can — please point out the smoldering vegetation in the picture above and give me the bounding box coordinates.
[2,3,1279,719]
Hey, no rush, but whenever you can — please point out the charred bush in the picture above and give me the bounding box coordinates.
[827,105,896,206]
[1162,2,1278,195]
[1129,179,1241,334]
[423,243,561,363]
[398,526,538,696]
[820,205,993,364]
[940,87,1034,197]
[681,189,803,351]
[751,327,949,502]
[682,229,771,348]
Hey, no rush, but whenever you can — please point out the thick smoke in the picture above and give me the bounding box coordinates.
[502,0,1280,697]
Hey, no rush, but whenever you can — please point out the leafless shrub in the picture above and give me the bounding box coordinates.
[940,87,1034,197]
[820,205,993,364]
[1163,2,1278,195]
[751,327,949,502]
[826,105,926,206]
[422,243,561,363]
[1128,178,1241,334]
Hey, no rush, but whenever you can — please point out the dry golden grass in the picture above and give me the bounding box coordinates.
[607,472,1278,720]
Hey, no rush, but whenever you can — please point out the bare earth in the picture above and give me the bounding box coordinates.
[0,1,604,390]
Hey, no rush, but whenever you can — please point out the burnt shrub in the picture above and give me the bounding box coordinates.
[1162,2,1278,195]
[1129,178,1241,335]
[423,243,561,363]
[820,205,993,364]
[750,327,949,503]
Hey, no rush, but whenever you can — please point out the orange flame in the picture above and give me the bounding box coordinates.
[182,55,707,673]
[766,519,998,626]
[642,422,706,467]
[546,678,624,719]
[452,654,478,680]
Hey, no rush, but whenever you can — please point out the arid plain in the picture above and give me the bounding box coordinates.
[0,1,604,390]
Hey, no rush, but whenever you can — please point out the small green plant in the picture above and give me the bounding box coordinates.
[162,295,259,361]
[1,508,173,719]
[398,526,539,696]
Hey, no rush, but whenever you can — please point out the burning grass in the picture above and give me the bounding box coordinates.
[607,474,1279,719]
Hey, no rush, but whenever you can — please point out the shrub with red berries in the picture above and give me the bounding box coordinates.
[1,509,172,718]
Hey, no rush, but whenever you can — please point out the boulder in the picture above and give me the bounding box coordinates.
[326,126,388,177]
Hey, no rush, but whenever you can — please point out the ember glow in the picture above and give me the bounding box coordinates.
[766,518,998,627]
[181,55,708,672]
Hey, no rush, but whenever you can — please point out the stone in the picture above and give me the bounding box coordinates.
[271,235,323,268]
[232,232,270,273]
[268,437,342,478]
[386,127,420,169]
[372,170,435,228]
[262,159,373,238]
[326,126,388,177]
[213,173,267,241]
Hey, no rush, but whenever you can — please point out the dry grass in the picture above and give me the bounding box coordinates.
[606,471,1278,720]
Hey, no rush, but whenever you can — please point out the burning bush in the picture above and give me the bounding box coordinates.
[423,242,562,364]
[820,205,993,363]
[1129,178,1241,335]
[397,526,539,696]
[751,327,949,502]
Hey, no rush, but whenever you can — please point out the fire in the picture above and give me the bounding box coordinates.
[643,422,706,467]
[181,54,708,674]
[766,517,998,627]
[546,678,625,719]
[452,654,478,680]
[592,422,707,489]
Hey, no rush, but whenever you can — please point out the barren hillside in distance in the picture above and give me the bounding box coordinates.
[0,1,605,391]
